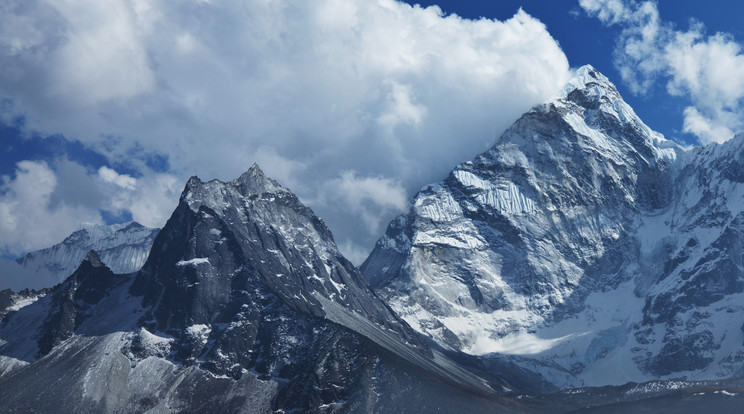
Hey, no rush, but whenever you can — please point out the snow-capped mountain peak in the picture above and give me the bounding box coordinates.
[363,66,744,388]
[11,222,159,290]
[1,166,516,413]
[83,250,104,268]
[551,64,680,163]
[234,163,289,195]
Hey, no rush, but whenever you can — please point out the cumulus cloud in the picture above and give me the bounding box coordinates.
[0,0,572,261]
[322,170,408,236]
[98,166,137,190]
[0,161,103,256]
[123,173,181,229]
[581,0,744,144]
[0,159,180,257]
[96,165,181,229]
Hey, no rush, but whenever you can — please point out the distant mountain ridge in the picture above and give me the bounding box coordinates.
[13,222,159,289]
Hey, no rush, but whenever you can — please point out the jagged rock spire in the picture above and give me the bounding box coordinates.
[84,250,104,268]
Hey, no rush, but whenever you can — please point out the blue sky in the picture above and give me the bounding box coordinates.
[403,0,744,147]
[1,0,744,263]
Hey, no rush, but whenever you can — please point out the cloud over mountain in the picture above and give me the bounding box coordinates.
[0,0,571,259]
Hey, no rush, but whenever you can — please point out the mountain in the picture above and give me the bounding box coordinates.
[2,65,743,412]
[0,165,544,413]
[10,222,159,289]
[362,65,744,388]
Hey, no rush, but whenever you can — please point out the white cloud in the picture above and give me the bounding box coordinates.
[579,0,633,25]
[581,0,744,144]
[0,0,572,259]
[0,257,55,291]
[125,174,181,229]
[98,166,137,190]
[337,239,374,268]
[96,167,180,229]
[48,0,155,104]
[323,170,408,237]
[0,160,180,256]
[0,161,103,256]
[378,81,428,128]
[681,107,734,144]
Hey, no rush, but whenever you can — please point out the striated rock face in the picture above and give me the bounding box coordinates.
[362,65,744,387]
[14,222,159,288]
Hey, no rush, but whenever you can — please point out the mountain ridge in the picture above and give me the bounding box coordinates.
[0,164,541,413]
[11,221,159,290]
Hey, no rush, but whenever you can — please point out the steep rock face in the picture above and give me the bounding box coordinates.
[15,222,159,288]
[632,135,744,379]
[362,65,744,387]
[36,250,124,355]
[130,165,427,353]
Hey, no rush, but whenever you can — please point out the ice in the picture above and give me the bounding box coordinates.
[414,189,463,222]
[5,295,40,313]
[14,221,158,289]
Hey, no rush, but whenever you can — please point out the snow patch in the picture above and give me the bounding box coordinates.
[176,258,210,266]
[186,324,211,344]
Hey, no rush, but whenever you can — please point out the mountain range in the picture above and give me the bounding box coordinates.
[1,65,743,412]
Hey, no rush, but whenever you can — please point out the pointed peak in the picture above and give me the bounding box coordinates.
[84,250,104,268]
[557,64,618,102]
[237,163,267,182]
[234,163,288,196]
[115,221,145,232]
[248,162,263,174]
[575,64,598,78]
[185,175,203,189]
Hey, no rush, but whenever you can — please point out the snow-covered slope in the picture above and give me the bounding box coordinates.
[12,222,159,289]
[362,65,744,387]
